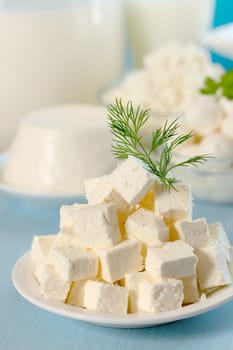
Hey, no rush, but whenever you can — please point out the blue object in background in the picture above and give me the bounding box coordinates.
[212,0,233,69]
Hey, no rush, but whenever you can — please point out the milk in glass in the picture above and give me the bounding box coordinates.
[0,1,124,148]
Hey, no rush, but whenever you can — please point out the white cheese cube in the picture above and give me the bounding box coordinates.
[146,241,198,278]
[66,279,89,307]
[210,239,231,262]
[49,245,98,282]
[174,218,210,249]
[139,187,155,211]
[111,157,155,205]
[209,223,231,261]
[84,175,129,211]
[125,208,169,246]
[138,279,183,313]
[97,239,142,283]
[196,245,232,290]
[34,262,70,301]
[209,223,230,246]
[154,183,192,221]
[179,275,199,304]
[60,203,121,249]
[83,280,128,313]
[124,271,152,313]
[31,235,56,264]
[52,231,80,248]
[60,204,83,231]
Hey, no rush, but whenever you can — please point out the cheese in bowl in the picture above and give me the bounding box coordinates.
[3,104,117,194]
[30,157,232,314]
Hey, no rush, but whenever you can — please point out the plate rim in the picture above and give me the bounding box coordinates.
[12,251,233,328]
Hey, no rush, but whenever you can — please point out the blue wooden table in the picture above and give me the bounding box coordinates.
[1,192,233,350]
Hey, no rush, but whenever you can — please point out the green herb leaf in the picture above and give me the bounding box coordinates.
[200,69,233,100]
[108,99,211,191]
[200,77,220,95]
[220,70,233,99]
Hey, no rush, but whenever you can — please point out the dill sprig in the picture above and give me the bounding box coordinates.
[108,99,211,191]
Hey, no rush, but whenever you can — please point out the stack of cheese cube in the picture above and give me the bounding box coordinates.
[31,157,233,314]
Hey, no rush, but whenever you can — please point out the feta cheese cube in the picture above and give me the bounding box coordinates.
[84,175,129,211]
[209,223,230,247]
[125,208,169,246]
[210,239,231,262]
[209,223,231,261]
[154,183,192,221]
[179,275,199,304]
[196,245,232,290]
[124,271,152,312]
[34,262,70,301]
[97,239,142,283]
[66,279,89,307]
[49,245,98,282]
[167,222,180,241]
[146,241,198,278]
[60,203,121,249]
[138,279,183,313]
[31,235,56,263]
[174,218,210,249]
[111,157,155,205]
[139,188,155,211]
[83,280,128,313]
[52,231,80,248]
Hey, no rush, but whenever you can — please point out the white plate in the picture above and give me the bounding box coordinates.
[12,252,233,328]
[0,153,84,202]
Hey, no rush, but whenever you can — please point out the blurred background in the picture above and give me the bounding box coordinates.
[0,0,233,202]
[0,0,232,149]
[212,0,233,69]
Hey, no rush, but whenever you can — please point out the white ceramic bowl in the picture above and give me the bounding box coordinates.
[3,104,117,194]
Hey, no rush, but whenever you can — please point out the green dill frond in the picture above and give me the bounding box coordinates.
[108,99,211,191]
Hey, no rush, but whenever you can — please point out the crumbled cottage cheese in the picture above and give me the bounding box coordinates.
[103,42,223,113]
[173,94,233,170]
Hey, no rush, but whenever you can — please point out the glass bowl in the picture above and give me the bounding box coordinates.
[172,152,233,203]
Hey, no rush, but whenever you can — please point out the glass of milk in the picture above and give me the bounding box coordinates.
[0,0,125,149]
[126,0,216,67]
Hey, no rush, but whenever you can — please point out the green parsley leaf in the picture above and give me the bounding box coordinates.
[200,69,233,100]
